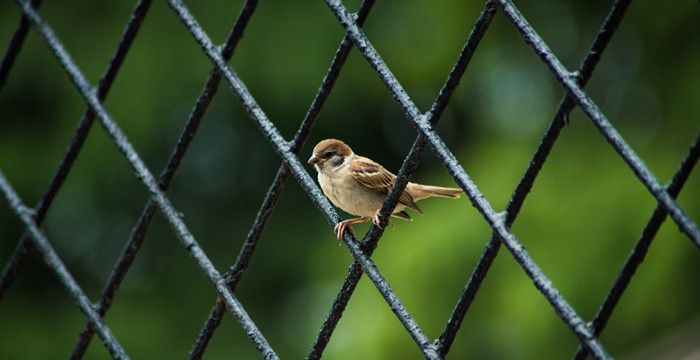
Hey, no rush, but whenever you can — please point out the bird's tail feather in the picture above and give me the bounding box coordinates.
[409,183,462,200]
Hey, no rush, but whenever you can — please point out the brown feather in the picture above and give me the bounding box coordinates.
[311,139,353,158]
[349,158,422,213]
[407,183,462,200]
[393,210,412,220]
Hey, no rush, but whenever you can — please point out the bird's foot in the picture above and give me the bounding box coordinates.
[334,217,370,241]
[334,221,354,241]
[372,210,392,229]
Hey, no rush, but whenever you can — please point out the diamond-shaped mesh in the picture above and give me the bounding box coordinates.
[1,0,698,359]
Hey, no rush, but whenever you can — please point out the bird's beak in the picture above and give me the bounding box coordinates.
[307,155,321,165]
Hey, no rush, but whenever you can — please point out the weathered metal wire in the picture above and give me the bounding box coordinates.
[436,0,632,356]
[308,2,498,358]
[190,1,377,358]
[0,0,40,90]
[12,1,278,358]
[573,132,700,359]
[69,0,256,358]
[0,0,149,300]
[323,0,611,358]
[494,0,700,248]
[0,0,696,358]
[0,171,129,360]
[167,1,440,358]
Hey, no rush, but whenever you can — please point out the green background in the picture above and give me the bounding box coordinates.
[1,0,699,359]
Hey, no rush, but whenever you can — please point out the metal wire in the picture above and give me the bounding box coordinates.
[4,0,150,355]
[494,0,699,248]
[436,0,632,356]
[1,0,697,358]
[190,1,376,358]
[0,172,129,360]
[0,0,40,89]
[324,0,610,357]
[0,0,147,299]
[166,1,440,358]
[70,0,255,357]
[572,132,700,359]
[308,2,498,358]
[12,0,278,358]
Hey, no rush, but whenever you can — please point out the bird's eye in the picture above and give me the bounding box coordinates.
[323,151,333,158]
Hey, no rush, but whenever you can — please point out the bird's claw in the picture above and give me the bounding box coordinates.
[372,210,391,229]
[372,213,383,228]
[334,220,355,241]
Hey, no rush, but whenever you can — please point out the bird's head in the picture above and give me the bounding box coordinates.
[308,139,354,172]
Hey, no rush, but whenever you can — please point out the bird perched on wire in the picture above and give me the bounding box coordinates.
[308,139,462,240]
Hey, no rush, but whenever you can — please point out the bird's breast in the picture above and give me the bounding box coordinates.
[318,171,349,208]
[318,171,392,217]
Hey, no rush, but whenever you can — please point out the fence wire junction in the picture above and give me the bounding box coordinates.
[1,0,699,359]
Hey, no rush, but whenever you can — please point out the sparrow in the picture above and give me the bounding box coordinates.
[308,139,462,240]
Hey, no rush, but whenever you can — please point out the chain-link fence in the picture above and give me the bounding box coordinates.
[1,0,698,359]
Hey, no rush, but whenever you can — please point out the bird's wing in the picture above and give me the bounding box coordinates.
[349,157,422,213]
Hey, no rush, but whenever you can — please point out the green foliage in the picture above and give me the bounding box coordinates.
[0,0,698,359]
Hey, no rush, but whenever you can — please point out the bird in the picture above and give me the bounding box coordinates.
[308,138,463,240]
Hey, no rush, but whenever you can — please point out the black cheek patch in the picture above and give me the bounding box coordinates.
[331,156,345,167]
